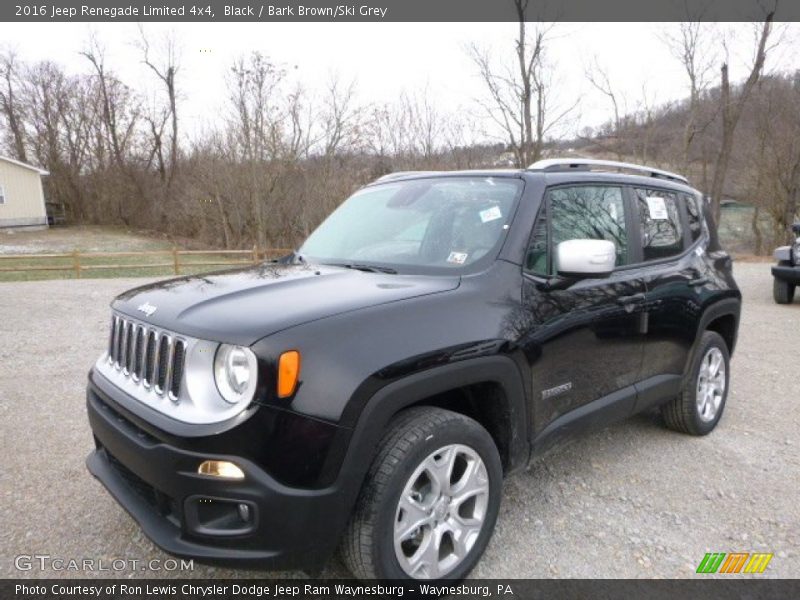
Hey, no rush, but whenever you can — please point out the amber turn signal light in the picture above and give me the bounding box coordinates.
[277,350,301,398]
[197,460,245,480]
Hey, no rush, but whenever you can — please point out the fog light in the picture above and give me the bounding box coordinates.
[237,503,251,522]
[197,460,245,480]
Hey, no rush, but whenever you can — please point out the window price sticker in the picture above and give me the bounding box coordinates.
[646,196,669,220]
[479,206,503,223]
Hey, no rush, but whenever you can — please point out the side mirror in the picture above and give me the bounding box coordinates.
[556,239,616,278]
[792,223,800,235]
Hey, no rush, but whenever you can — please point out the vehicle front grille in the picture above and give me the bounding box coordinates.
[107,315,186,401]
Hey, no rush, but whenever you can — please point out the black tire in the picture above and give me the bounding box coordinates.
[662,330,730,436]
[773,277,795,304]
[341,407,502,581]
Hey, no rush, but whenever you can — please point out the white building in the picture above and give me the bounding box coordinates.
[0,155,49,230]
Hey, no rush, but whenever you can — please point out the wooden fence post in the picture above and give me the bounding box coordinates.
[253,244,259,264]
[173,247,180,275]
[72,250,81,279]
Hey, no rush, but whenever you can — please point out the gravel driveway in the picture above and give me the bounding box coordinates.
[0,261,797,579]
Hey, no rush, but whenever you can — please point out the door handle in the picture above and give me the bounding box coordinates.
[688,276,709,287]
[617,292,646,305]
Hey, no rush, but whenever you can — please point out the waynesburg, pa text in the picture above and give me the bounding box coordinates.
[14,3,390,19]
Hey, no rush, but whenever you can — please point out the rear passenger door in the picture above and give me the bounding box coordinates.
[633,187,707,390]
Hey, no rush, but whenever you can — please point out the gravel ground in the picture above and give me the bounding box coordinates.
[0,261,797,579]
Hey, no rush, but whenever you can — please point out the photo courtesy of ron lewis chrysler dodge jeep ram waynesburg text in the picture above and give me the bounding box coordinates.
[85,159,741,581]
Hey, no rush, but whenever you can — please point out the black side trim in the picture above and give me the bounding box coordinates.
[531,373,683,456]
[697,297,742,354]
[341,356,530,478]
[633,374,682,413]
[532,385,636,454]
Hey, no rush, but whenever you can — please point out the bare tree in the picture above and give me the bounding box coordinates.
[138,26,180,186]
[584,59,626,160]
[81,34,146,224]
[226,52,291,246]
[744,73,800,249]
[664,21,718,172]
[469,1,577,167]
[708,9,776,223]
[319,75,362,158]
[0,50,28,162]
[81,35,141,171]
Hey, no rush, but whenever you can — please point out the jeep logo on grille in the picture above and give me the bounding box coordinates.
[137,302,157,317]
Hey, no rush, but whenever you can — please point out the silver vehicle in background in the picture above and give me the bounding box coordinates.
[772,223,800,304]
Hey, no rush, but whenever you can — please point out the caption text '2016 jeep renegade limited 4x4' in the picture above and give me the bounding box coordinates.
[86,159,741,581]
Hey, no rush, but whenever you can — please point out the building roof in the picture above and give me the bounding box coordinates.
[0,155,49,176]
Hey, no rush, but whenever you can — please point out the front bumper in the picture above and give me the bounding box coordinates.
[772,265,800,285]
[86,379,350,570]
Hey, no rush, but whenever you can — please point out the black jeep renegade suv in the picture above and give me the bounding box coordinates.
[86,159,741,580]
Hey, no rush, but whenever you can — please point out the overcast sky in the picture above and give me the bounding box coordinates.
[3,22,797,143]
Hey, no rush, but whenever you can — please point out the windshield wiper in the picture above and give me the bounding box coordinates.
[327,262,398,274]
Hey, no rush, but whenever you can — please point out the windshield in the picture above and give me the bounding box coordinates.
[299,177,523,273]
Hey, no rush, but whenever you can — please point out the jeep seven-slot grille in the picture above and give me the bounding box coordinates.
[107,315,185,401]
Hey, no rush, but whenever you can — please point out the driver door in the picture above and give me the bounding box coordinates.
[519,184,646,439]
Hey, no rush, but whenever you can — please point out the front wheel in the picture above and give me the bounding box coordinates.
[341,407,502,580]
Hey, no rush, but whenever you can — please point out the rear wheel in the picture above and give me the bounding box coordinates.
[773,277,795,304]
[662,330,730,436]
[341,407,502,580]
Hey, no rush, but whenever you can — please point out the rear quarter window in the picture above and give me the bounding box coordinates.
[683,192,704,242]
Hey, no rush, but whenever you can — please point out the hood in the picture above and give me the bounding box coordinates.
[112,263,460,345]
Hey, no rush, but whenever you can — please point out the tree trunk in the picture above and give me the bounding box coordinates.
[709,13,775,224]
[751,205,763,255]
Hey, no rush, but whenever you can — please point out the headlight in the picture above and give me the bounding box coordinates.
[793,240,800,266]
[214,344,258,405]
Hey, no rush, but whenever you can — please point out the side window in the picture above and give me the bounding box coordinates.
[683,192,703,242]
[635,188,684,261]
[0,184,5,205]
[526,207,549,275]
[525,185,628,276]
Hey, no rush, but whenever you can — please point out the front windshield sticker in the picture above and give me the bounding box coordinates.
[447,251,469,264]
[646,196,669,220]
[479,205,503,223]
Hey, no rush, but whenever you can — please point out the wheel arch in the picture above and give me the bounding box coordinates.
[697,298,741,355]
[340,356,529,485]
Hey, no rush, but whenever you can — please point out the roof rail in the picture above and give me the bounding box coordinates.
[374,171,442,183]
[528,158,688,184]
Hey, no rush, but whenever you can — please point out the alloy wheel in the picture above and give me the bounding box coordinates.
[696,347,726,422]
[393,444,490,579]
